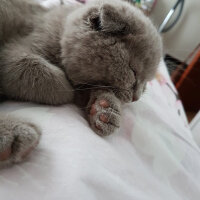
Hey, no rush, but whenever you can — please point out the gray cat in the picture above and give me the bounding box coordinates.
[0,0,162,167]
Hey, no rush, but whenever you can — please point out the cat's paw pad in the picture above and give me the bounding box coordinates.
[0,123,41,168]
[89,98,121,136]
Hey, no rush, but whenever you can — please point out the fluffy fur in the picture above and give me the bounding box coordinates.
[0,0,162,167]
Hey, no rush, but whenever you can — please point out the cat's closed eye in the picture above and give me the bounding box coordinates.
[129,65,137,77]
[129,65,137,89]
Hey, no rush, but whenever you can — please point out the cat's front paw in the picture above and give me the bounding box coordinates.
[88,94,121,136]
[0,120,41,168]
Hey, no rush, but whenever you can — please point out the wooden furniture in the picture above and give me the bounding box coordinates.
[172,45,200,113]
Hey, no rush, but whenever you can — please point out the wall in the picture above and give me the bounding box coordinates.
[150,0,200,61]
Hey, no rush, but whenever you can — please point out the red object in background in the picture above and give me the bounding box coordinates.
[176,46,200,112]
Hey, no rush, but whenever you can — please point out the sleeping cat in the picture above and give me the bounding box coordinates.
[0,0,162,167]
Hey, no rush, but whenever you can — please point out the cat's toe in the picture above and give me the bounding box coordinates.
[99,100,110,108]
[99,114,109,123]
[90,104,97,115]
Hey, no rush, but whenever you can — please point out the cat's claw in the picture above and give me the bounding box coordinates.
[89,95,121,136]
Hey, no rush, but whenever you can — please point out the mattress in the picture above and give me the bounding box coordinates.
[0,60,200,200]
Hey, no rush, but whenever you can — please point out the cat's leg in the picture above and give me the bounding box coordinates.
[0,43,74,105]
[87,90,121,136]
[0,115,41,168]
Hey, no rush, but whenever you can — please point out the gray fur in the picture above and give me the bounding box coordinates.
[0,0,162,167]
[0,114,41,168]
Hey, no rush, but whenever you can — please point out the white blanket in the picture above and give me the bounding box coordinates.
[0,60,200,200]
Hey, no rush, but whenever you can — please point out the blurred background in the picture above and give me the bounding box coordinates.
[133,0,200,121]
[150,0,199,60]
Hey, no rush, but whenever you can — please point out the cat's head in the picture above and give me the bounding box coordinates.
[61,0,162,103]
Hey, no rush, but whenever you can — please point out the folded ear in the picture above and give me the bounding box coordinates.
[88,4,130,35]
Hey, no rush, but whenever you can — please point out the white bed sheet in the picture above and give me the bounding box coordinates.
[0,61,200,200]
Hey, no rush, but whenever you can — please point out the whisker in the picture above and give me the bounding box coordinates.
[72,80,115,89]
[55,85,117,92]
